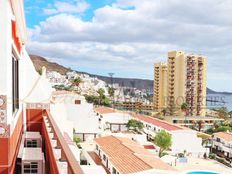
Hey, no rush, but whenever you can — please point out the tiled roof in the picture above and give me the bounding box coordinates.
[214,132,232,142]
[95,136,176,174]
[94,107,116,114]
[132,114,182,131]
[52,90,76,95]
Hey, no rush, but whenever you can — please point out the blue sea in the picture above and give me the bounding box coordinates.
[207,94,232,110]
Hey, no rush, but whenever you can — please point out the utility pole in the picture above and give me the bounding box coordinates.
[108,73,114,87]
[108,73,114,108]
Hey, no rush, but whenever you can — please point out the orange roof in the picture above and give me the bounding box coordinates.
[94,107,116,114]
[52,90,76,95]
[214,132,232,142]
[95,136,176,174]
[132,114,183,131]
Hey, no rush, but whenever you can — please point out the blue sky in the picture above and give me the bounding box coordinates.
[25,0,232,92]
[25,0,116,27]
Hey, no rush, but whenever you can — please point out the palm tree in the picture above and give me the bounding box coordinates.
[108,87,115,99]
[181,102,189,126]
[181,102,189,116]
[97,88,105,105]
[72,77,82,87]
[196,120,204,132]
[161,108,167,116]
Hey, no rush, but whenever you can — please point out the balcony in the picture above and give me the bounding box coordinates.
[23,105,85,174]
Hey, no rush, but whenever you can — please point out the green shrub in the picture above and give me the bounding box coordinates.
[208,153,216,159]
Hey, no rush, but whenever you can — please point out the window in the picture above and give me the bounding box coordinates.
[112,167,117,174]
[96,145,98,150]
[12,55,19,114]
[23,162,38,174]
[103,154,106,161]
[26,140,38,147]
[75,100,81,104]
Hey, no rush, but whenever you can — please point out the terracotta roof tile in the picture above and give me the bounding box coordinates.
[132,114,182,131]
[214,132,232,142]
[94,107,116,114]
[95,136,176,174]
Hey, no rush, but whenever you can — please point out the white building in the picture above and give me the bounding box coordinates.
[51,92,102,141]
[95,107,131,132]
[94,135,177,174]
[212,131,232,159]
[132,114,207,157]
[46,71,68,86]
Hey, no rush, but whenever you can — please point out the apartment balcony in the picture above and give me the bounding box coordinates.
[40,109,84,174]
[26,104,83,174]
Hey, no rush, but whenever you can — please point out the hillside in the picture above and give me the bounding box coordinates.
[30,55,70,75]
[30,55,153,91]
[29,55,231,94]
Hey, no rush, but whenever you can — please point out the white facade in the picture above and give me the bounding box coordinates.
[212,133,232,158]
[133,116,207,157]
[99,112,131,132]
[47,71,69,86]
[171,130,207,156]
[51,93,102,141]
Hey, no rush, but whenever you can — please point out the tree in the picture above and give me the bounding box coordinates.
[97,88,105,105]
[154,130,172,157]
[126,119,144,131]
[161,108,167,116]
[108,87,115,99]
[38,68,42,75]
[72,77,82,87]
[214,107,228,119]
[181,102,189,115]
[196,120,204,132]
[73,136,81,148]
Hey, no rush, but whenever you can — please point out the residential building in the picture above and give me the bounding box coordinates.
[95,107,207,157]
[51,91,102,141]
[46,71,69,86]
[167,51,207,116]
[153,62,168,111]
[153,51,207,116]
[95,107,129,132]
[114,102,153,111]
[94,135,177,174]
[212,132,232,159]
[164,116,223,131]
[132,114,207,156]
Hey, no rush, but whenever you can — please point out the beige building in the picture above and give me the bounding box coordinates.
[153,62,168,111]
[153,51,207,116]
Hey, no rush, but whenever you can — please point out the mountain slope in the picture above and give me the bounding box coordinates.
[29,55,231,94]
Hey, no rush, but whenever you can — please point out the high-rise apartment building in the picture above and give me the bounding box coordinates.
[153,51,207,116]
[153,62,168,111]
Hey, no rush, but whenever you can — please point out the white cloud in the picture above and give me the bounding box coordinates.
[43,0,90,15]
[27,0,232,91]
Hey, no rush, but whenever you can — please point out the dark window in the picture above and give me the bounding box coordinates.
[12,55,19,114]
[112,167,117,174]
[103,154,106,161]
[75,100,81,104]
[26,140,38,147]
[23,162,38,174]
